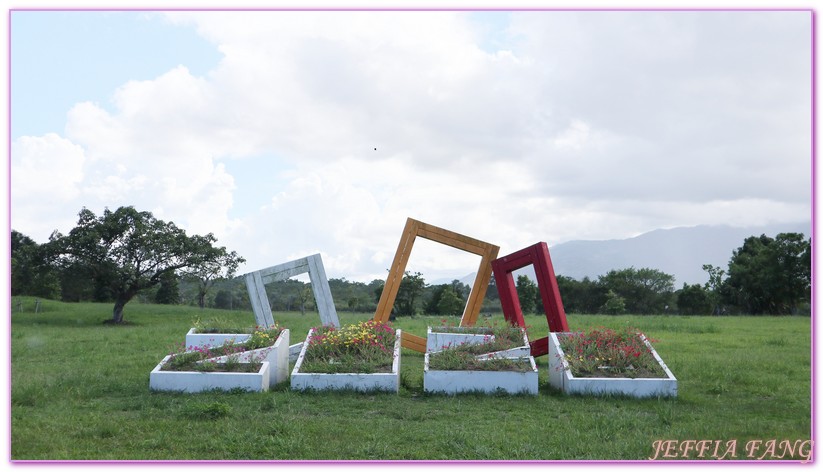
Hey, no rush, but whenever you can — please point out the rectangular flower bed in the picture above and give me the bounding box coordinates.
[424,325,537,395]
[149,356,271,393]
[185,328,251,349]
[424,353,538,395]
[204,329,290,387]
[548,331,677,398]
[291,327,401,393]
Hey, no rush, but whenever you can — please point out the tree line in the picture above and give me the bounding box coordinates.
[11,205,811,319]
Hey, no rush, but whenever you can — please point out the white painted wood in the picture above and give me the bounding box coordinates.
[307,254,339,327]
[426,326,531,357]
[185,328,252,349]
[474,346,531,360]
[548,332,678,398]
[200,329,290,387]
[242,254,340,329]
[259,259,310,283]
[245,271,275,328]
[149,357,270,393]
[288,342,304,361]
[424,353,538,395]
[290,329,401,393]
[426,326,494,352]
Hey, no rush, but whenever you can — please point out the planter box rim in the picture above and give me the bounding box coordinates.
[150,355,271,393]
[548,331,677,398]
[425,352,538,373]
[154,354,268,374]
[550,332,677,381]
[426,326,530,354]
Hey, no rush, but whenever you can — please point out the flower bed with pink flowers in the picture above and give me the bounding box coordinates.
[548,327,677,397]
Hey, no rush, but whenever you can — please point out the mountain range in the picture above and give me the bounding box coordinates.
[433,222,811,288]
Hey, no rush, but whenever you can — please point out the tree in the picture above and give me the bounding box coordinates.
[516,275,538,314]
[676,283,711,315]
[555,275,608,314]
[394,271,426,317]
[11,230,61,299]
[424,283,465,317]
[598,267,675,314]
[424,284,449,315]
[724,233,811,315]
[49,206,245,324]
[213,289,234,309]
[298,285,314,315]
[601,289,626,315]
[187,249,244,309]
[154,271,180,305]
[702,264,726,315]
[436,288,464,317]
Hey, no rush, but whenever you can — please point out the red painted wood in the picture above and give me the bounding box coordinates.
[529,337,549,358]
[491,242,570,357]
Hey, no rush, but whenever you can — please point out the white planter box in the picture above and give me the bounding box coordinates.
[203,329,290,387]
[149,356,270,393]
[290,329,402,393]
[185,328,251,349]
[548,332,678,398]
[424,353,538,395]
[426,326,494,352]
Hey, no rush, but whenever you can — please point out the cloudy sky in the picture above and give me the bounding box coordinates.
[9,9,813,283]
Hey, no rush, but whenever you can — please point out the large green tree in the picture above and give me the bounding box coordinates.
[515,275,538,314]
[394,271,426,317]
[598,267,675,314]
[724,233,811,315]
[676,283,712,315]
[187,249,244,309]
[702,264,727,315]
[49,206,245,324]
[11,230,61,299]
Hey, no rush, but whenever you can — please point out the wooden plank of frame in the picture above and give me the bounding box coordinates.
[374,218,500,352]
[491,242,570,357]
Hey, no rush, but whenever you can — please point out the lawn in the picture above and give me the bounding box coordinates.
[10,296,813,461]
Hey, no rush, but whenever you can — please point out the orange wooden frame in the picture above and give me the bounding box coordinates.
[373,218,500,352]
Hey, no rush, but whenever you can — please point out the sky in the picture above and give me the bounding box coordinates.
[8,8,813,284]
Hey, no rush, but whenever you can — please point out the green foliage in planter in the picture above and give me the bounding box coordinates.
[428,349,532,372]
[300,320,396,374]
[191,316,252,334]
[431,322,525,345]
[161,325,283,372]
[428,324,531,372]
[557,327,666,379]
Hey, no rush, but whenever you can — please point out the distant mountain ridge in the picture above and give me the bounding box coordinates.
[431,222,811,288]
[547,222,811,286]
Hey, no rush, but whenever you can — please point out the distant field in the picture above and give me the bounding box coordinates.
[10,297,812,461]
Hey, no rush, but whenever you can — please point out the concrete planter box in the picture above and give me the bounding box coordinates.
[424,353,539,395]
[204,329,290,387]
[548,332,678,398]
[185,328,251,349]
[149,356,270,393]
[291,329,402,393]
[426,326,495,352]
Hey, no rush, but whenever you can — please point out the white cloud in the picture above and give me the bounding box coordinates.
[11,134,86,239]
[10,10,811,283]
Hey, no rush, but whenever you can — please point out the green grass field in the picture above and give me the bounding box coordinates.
[10,296,812,461]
